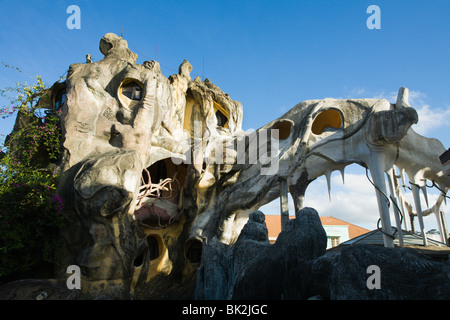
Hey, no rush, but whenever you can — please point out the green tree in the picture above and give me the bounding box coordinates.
[0,65,68,284]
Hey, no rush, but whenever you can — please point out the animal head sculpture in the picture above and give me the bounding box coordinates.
[53,33,449,299]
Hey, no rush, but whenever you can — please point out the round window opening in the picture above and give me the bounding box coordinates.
[121,81,142,101]
[311,109,343,135]
[118,79,143,110]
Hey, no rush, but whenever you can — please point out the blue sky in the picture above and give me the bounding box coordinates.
[0,1,449,233]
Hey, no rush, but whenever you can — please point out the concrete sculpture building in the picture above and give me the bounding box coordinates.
[2,33,449,300]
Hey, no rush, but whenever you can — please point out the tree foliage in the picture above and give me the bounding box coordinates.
[0,66,68,284]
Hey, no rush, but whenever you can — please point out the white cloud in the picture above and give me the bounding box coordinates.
[388,90,450,136]
[259,171,381,230]
[349,87,366,97]
[303,173,380,230]
[412,104,450,136]
[344,88,450,137]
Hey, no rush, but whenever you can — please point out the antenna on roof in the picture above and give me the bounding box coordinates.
[121,26,124,38]
[202,56,205,81]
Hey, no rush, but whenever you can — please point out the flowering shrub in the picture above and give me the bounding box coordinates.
[0,70,68,284]
[0,66,47,119]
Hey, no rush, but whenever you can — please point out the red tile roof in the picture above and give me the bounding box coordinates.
[264,215,369,240]
[320,216,370,239]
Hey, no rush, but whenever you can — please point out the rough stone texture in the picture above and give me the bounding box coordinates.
[231,208,328,300]
[0,279,81,300]
[195,208,328,299]
[324,245,450,299]
[195,208,450,300]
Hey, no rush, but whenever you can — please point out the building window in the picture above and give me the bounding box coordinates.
[213,101,229,128]
[121,81,142,101]
[147,236,160,261]
[118,78,144,110]
[215,109,228,127]
[54,89,67,110]
[330,236,340,247]
[271,119,293,140]
[311,109,343,135]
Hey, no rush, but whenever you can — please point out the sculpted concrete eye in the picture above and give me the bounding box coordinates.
[311,109,343,135]
[118,78,143,110]
[271,119,293,140]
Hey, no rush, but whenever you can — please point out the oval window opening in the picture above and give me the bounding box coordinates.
[147,236,160,261]
[118,79,143,110]
[185,239,202,263]
[272,119,293,140]
[121,81,142,101]
[133,249,146,267]
[134,158,187,228]
[311,109,342,135]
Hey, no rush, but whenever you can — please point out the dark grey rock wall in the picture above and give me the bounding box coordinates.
[195,207,450,300]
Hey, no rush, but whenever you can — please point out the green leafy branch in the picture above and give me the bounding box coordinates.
[0,65,68,284]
